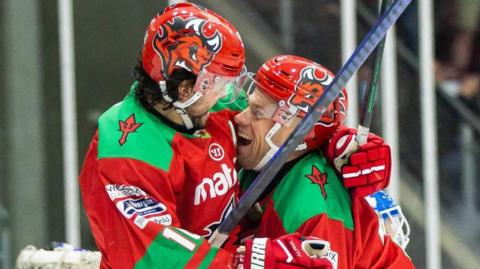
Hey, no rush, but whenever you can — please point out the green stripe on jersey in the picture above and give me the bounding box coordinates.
[198,247,220,269]
[134,227,203,269]
[272,153,354,232]
[98,82,175,171]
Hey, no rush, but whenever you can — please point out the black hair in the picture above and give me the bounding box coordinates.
[132,59,196,110]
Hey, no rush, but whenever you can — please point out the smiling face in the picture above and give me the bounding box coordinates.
[234,88,298,169]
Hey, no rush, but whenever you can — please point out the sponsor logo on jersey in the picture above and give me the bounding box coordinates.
[194,163,237,205]
[306,165,328,199]
[325,250,339,269]
[134,214,172,229]
[106,184,172,229]
[118,113,143,145]
[208,143,225,161]
[117,197,166,219]
[106,184,146,200]
[150,214,172,226]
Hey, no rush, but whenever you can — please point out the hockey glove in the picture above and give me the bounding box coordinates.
[239,233,333,269]
[325,127,391,197]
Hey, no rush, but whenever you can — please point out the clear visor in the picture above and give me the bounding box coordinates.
[243,72,298,125]
[192,65,248,105]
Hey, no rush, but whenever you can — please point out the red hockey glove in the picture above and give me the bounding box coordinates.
[325,127,391,197]
[239,233,334,269]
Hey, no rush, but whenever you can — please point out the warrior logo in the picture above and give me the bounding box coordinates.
[306,165,328,199]
[209,143,225,161]
[288,66,347,124]
[153,16,222,77]
[118,114,143,145]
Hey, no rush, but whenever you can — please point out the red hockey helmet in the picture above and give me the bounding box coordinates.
[251,55,348,148]
[142,3,246,107]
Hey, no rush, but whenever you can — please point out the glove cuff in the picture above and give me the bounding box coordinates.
[243,238,275,269]
[325,126,355,167]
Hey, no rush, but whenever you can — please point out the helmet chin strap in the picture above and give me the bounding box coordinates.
[174,108,194,129]
[253,122,282,171]
[159,80,201,130]
[252,119,308,172]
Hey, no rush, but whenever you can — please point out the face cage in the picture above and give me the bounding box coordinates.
[378,205,411,250]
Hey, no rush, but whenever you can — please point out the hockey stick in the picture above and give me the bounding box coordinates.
[209,0,412,247]
[356,0,393,145]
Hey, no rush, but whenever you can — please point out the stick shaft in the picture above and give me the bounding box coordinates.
[357,0,393,145]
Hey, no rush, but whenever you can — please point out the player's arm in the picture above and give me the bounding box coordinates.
[93,157,236,269]
[323,125,392,197]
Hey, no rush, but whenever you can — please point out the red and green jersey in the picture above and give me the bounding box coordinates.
[79,82,246,269]
[240,153,415,269]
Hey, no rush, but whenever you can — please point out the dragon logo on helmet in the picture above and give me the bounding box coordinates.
[289,66,347,125]
[153,16,222,77]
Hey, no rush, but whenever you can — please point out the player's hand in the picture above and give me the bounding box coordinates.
[238,233,333,269]
[325,127,391,197]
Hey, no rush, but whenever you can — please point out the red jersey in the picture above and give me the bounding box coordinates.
[240,153,415,269]
[80,84,243,268]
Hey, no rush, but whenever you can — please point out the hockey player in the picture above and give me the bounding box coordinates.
[235,55,415,269]
[79,3,333,269]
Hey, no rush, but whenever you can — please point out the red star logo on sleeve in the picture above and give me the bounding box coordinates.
[306,165,328,199]
[118,113,143,145]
